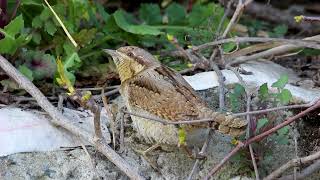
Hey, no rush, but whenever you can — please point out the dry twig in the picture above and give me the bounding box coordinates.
[192,37,320,52]
[227,35,320,66]
[187,129,213,180]
[264,150,320,180]
[101,87,116,150]
[279,159,320,180]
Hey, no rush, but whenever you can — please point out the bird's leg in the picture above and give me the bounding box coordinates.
[133,143,161,170]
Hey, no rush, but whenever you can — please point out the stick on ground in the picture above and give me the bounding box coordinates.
[0,55,144,180]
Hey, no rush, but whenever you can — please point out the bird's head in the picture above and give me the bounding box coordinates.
[104,46,160,82]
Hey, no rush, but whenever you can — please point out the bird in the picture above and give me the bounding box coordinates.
[104,46,247,159]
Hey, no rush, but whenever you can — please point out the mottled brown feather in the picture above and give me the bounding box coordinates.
[108,46,247,137]
[123,65,247,135]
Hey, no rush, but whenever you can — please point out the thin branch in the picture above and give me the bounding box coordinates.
[222,0,243,38]
[187,129,213,180]
[69,91,103,139]
[168,35,198,63]
[227,60,260,179]
[216,0,233,36]
[101,87,116,150]
[264,150,320,180]
[279,159,320,180]
[293,128,299,180]
[296,15,320,23]
[192,37,320,52]
[227,35,320,66]
[205,98,320,179]
[233,102,314,117]
[93,87,120,100]
[196,52,226,110]
[79,140,98,178]
[249,144,260,180]
[217,47,226,110]
[0,55,144,180]
[204,141,244,180]
[78,85,119,91]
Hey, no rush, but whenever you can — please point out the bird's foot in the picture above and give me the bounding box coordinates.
[133,143,161,171]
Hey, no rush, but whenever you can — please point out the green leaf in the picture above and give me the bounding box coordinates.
[272,74,288,89]
[113,10,161,35]
[258,83,269,100]
[60,42,81,85]
[188,3,214,26]
[277,89,292,105]
[277,137,289,145]
[0,37,16,54]
[4,15,24,37]
[271,25,288,38]
[45,21,57,36]
[32,16,42,28]
[278,126,289,135]
[32,32,42,44]
[18,65,34,81]
[256,118,268,130]
[21,0,42,6]
[234,83,245,96]
[0,15,25,54]
[275,126,290,145]
[40,8,51,21]
[63,43,81,82]
[139,3,162,25]
[21,51,56,80]
[96,3,110,22]
[165,2,186,25]
[73,28,97,47]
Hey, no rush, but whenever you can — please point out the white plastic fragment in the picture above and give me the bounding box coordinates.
[0,107,110,157]
[184,60,320,103]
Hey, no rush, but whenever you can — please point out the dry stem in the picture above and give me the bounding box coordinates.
[264,150,320,180]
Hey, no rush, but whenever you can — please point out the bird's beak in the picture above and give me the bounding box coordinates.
[103,49,119,58]
[103,49,121,66]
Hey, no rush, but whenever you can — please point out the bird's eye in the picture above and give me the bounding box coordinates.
[128,52,133,57]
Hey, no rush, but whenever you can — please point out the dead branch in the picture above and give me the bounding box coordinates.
[227,62,260,179]
[192,37,320,52]
[279,159,320,180]
[0,55,144,180]
[264,150,320,180]
[187,129,213,180]
[227,35,320,66]
[69,90,103,139]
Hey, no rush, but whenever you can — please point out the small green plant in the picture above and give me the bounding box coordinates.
[229,75,293,176]
[228,83,246,112]
[0,1,229,87]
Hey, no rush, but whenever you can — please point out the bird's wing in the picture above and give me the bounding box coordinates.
[126,65,209,122]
